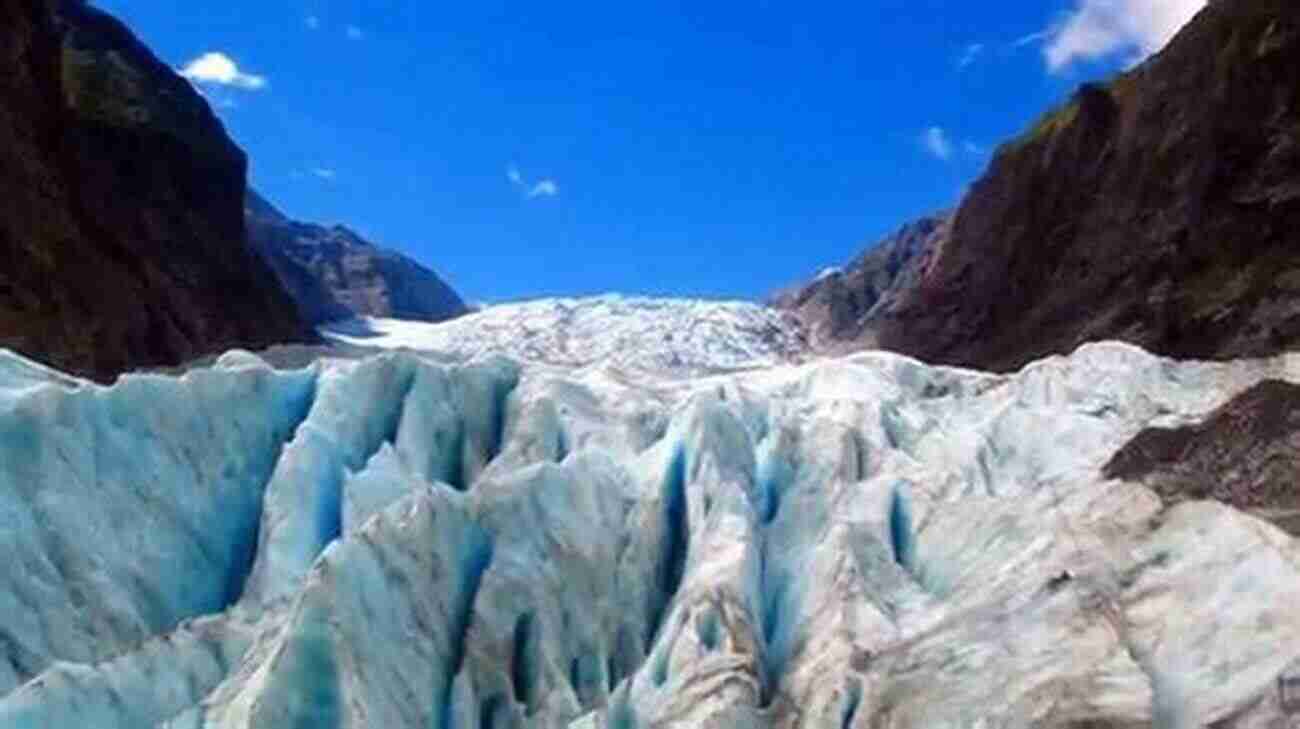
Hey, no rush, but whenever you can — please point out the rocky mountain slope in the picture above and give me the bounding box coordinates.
[770,214,949,351]
[246,190,469,325]
[321,295,810,375]
[2,341,1299,728]
[0,0,311,382]
[786,0,1300,372]
[5,1,1300,727]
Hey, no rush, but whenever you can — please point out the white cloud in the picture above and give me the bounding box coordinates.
[179,52,267,90]
[963,140,987,157]
[346,25,365,40]
[311,167,337,181]
[527,180,559,199]
[923,127,953,161]
[957,43,985,70]
[1042,0,1205,72]
[508,166,559,199]
[305,15,321,30]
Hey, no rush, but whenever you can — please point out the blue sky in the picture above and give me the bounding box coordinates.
[94,0,1204,303]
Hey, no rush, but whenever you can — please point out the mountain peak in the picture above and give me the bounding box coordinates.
[871,0,1300,371]
[245,189,469,325]
[771,212,951,349]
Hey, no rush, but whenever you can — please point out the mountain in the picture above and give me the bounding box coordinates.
[321,294,811,375]
[868,0,1300,372]
[245,190,469,325]
[0,0,311,382]
[8,1,1300,726]
[770,213,950,351]
[2,341,1300,728]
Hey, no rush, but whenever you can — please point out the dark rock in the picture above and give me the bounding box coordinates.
[1045,571,1072,593]
[245,190,468,325]
[875,0,1300,372]
[770,213,950,351]
[1103,379,1300,534]
[0,0,312,382]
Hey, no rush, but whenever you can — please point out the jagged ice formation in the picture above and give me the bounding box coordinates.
[1,341,1300,728]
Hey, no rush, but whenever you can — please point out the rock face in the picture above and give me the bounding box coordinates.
[1105,379,1300,534]
[2,340,1300,728]
[770,214,949,351]
[246,190,469,325]
[873,0,1300,372]
[0,0,311,382]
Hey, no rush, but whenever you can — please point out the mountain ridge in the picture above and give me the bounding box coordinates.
[870,0,1300,371]
[770,212,950,351]
[245,189,470,326]
[775,0,1300,373]
[3,1,1300,726]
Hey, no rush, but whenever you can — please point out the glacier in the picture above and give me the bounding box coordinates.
[319,295,810,375]
[1,338,1300,729]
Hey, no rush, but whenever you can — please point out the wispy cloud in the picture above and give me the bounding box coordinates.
[345,25,365,40]
[1013,29,1053,48]
[957,43,985,70]
[963,140,987,157]
[527,180,559,199]
[507,165,559,200]
[1040,0,1205,72]
[305,15,321,30]
[179,52,267,90]
[293,167,337,182]
[923,127,954,161]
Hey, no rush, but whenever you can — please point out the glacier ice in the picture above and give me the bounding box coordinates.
[1,342,1300,728]
[320,295,810,375]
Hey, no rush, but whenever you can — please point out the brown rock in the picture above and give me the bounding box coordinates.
[875,0,1300,372]
[1104,379,1300,534]
[245,190,469,325]
[770,213,950,351]
[0,0,312,382]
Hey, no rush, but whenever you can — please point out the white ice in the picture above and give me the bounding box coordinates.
[1,337,1299,729]
[320,294,810,375]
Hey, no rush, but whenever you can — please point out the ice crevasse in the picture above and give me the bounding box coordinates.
[0,342,1299,728]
